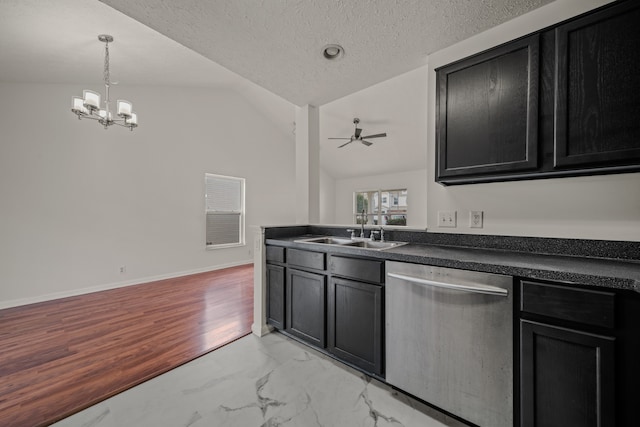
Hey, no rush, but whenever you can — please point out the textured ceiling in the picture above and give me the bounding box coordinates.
[0,0,553,104]
[99,0,553,106]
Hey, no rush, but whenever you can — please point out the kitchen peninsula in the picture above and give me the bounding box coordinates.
[253,225,640,427]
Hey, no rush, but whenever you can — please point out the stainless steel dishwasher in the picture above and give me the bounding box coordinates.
[385,261,513,427]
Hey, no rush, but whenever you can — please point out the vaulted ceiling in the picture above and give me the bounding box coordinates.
[0,0,554,179]
[1,0,552,106]
[100,0,552,106]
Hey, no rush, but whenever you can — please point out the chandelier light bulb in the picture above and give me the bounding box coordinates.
[83,90,100,111]
[117,100,132,118]
[71,97,88,116]
[126,113,138,127]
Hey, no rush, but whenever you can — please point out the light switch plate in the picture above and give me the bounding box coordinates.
[438,211,457,228]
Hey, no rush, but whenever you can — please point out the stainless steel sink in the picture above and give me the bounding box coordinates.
[294,236,408,251]
[296,237,355,245]
[346,240,408,250]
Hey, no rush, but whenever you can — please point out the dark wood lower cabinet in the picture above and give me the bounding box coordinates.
[520,320,615,427]
[266,264,285,329]
[266,241,638,427]
[269,249,385,378]
[286,268,327,348]
[328,277,383,376]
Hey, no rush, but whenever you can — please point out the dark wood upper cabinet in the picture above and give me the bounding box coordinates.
[436,0,640,185]
[437,34,540,180]
[554,1,640,168]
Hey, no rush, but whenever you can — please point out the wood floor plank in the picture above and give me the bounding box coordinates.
[0,264,254,427]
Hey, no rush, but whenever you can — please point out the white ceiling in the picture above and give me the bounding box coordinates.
[0,0,553,180]
[100,0,552,106]
[0,0,552,106]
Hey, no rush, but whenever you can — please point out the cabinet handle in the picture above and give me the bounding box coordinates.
[387,272,508,297]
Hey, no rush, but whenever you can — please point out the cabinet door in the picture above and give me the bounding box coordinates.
[328,278,383,376]
[520,320,615,427]
[554,2,640,168]
[436,34,539,181]
[286,268,326,348]
[266,264,285,330]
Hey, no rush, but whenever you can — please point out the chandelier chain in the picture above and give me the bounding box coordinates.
[103,41,110,87]
[103,41,111,111]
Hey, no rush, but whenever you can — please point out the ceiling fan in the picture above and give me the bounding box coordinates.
[329,118,387,148]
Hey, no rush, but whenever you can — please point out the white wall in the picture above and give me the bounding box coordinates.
[334,169,427,228]
[0,82,296,307]
[295,105,320,223]
[319,67,428,180]
[426,0,640,241]
[319,65,429,226]
[319,167,336,224]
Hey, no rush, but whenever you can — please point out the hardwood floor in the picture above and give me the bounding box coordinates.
[0,264,254,427]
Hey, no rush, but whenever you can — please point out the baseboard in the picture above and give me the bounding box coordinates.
[0,260,253,310]
[252,323,274,337]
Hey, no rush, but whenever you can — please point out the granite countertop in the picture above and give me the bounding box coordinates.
[265,234,640,292]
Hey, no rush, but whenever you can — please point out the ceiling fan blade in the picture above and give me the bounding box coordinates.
[328,137,352,140]
[361,133,386,139]
[338,141,354,148]
[355,127,362,139]
[361,140,373,146]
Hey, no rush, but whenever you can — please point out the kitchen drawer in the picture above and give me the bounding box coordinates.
[288,248,326,271]
[521,281,615,328]
[330,256,384,284]
[266,245,285,263]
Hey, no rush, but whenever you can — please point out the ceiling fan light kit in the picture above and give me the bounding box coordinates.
[71,34,139,131]
[329,117,387,148]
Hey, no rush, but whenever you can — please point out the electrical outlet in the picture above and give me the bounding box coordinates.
[438,211,457,228]
[469,211,483,228]
[119,265,126,274]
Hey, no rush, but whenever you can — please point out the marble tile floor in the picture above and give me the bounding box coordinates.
[53,332,469,427]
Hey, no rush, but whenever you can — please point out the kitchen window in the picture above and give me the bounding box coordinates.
[354,189,407,226]
[205,173,245,248]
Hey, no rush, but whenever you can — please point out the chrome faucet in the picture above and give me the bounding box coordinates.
[346,229,356,239]
[380,226,385,242]
[360,209,366,238]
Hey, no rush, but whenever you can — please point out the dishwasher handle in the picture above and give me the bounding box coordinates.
[387,272,509,297]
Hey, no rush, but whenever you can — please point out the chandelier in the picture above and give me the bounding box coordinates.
[71,35,138,131]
